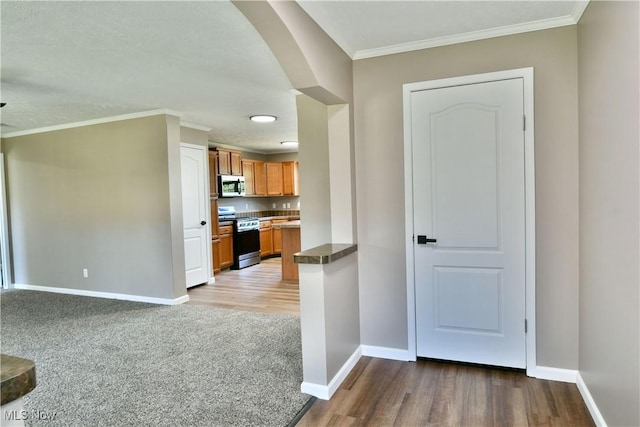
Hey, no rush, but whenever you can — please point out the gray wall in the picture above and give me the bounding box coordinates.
[4,115,186,300]
[353,26,580,368]
[578,1,640,425]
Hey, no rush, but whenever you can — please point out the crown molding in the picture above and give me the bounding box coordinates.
[1,109,183,139]
[354,10,588,60]
[180,121,211,132]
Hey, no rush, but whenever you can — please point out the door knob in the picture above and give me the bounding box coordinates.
[417,235,437,244]
[200,221,207,226]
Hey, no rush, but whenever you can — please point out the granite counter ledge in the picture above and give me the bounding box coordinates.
[294,243,357,265]
[1,354,36,405]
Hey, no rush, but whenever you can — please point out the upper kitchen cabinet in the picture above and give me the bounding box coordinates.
[216,148,242,176]
[254,161,267,196]
[242,159,267,197]
[266,162,283,196]
[282,161,299,196]
[208,150,219,197]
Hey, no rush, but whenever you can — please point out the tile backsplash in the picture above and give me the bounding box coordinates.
[218,196,300,214]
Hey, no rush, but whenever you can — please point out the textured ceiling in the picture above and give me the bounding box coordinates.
[1,1,587,153]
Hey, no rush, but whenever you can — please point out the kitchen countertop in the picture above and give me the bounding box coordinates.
[1,354,36,405]
[272,220,300,229]
[294,243,358,265]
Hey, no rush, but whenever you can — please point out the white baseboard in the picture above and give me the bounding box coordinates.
[301,346,362,400]
[532,365,578,383]
[13,284,189,305]
[576,372,607,427]
[361,345,411,361]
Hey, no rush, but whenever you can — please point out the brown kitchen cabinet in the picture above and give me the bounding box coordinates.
[242,160,255,196]
[219,224,234,269]
[212,240,221,274]
[254,161,267,196]
[271,219,287,254]
[266,162,283,196]
[216,148,242,176]
[259,220,273,257]
[208,150,219,197]
[282,161,299,196]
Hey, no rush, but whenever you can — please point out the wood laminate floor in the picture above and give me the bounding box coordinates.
[187,260,593,427]
[298,357,595,427]
[187,257,300,315]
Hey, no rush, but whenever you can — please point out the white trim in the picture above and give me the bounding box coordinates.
[532,366,578,383]
[403,67,536,371]
[301,346,362,400]
[576,372,608,427]
[354,15,584,60]
[180,122,211,132]
[361,345,411,361]
[0,154,11,289]
[1,109,183,138]
[13,284,189,306]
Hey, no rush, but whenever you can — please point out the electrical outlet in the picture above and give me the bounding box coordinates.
[83,269,88,278]
[282,203,286,209]
[272,203,276,209]
[245,203,249,209]
[286,203,291,208]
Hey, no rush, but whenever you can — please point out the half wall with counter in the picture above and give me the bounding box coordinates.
[295,243,359,400]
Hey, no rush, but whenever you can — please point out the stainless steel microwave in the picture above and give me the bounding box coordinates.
[218,175,245,197]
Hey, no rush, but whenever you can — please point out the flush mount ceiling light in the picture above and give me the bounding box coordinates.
[250,115,277,123]
[280,141,298,147]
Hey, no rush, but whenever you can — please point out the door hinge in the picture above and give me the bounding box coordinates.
[523,115,526,131]
[524,319,528,333]
[412,234,415,243]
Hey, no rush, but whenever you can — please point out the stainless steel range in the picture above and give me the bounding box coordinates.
[218,207,261,270]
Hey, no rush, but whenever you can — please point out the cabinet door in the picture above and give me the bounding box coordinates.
[208,151,219,197]
[273,227,282,254]
[219,224,234,269]
[230,151,242,176]
[210,198,219,239]
[266,162,283,196]
[212,239,221,274]
[242,160,255,196]
[259,226,272,257]
[282,161,299,196]
[217,149,231,176]
[254,161,267,196]
[220,233,233,269]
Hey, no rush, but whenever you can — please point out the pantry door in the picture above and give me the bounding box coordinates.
[180,143,210,288]
[408,77,527,368]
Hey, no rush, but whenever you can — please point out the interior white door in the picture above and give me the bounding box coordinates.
[411,78,526,368]
[180,144,209,288]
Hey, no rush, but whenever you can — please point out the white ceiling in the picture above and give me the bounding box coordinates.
[0,1,587,153]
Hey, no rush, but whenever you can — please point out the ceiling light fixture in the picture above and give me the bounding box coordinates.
[250,115,277,123]
[280,141,298,147]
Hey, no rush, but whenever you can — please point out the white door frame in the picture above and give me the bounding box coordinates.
[180,142,214,286]
[0,154,11,289]
[403,67,536,376]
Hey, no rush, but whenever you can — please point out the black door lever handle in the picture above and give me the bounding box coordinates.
[417,235,437,244]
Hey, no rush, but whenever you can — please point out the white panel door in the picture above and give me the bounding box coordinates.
[411,78,526,368]
[180,144,209,288]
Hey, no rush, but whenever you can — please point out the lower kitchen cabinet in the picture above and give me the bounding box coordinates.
[212,239,221,274]
[271,219,287,254]
[259,220,272,257]
[219,224,234,269]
